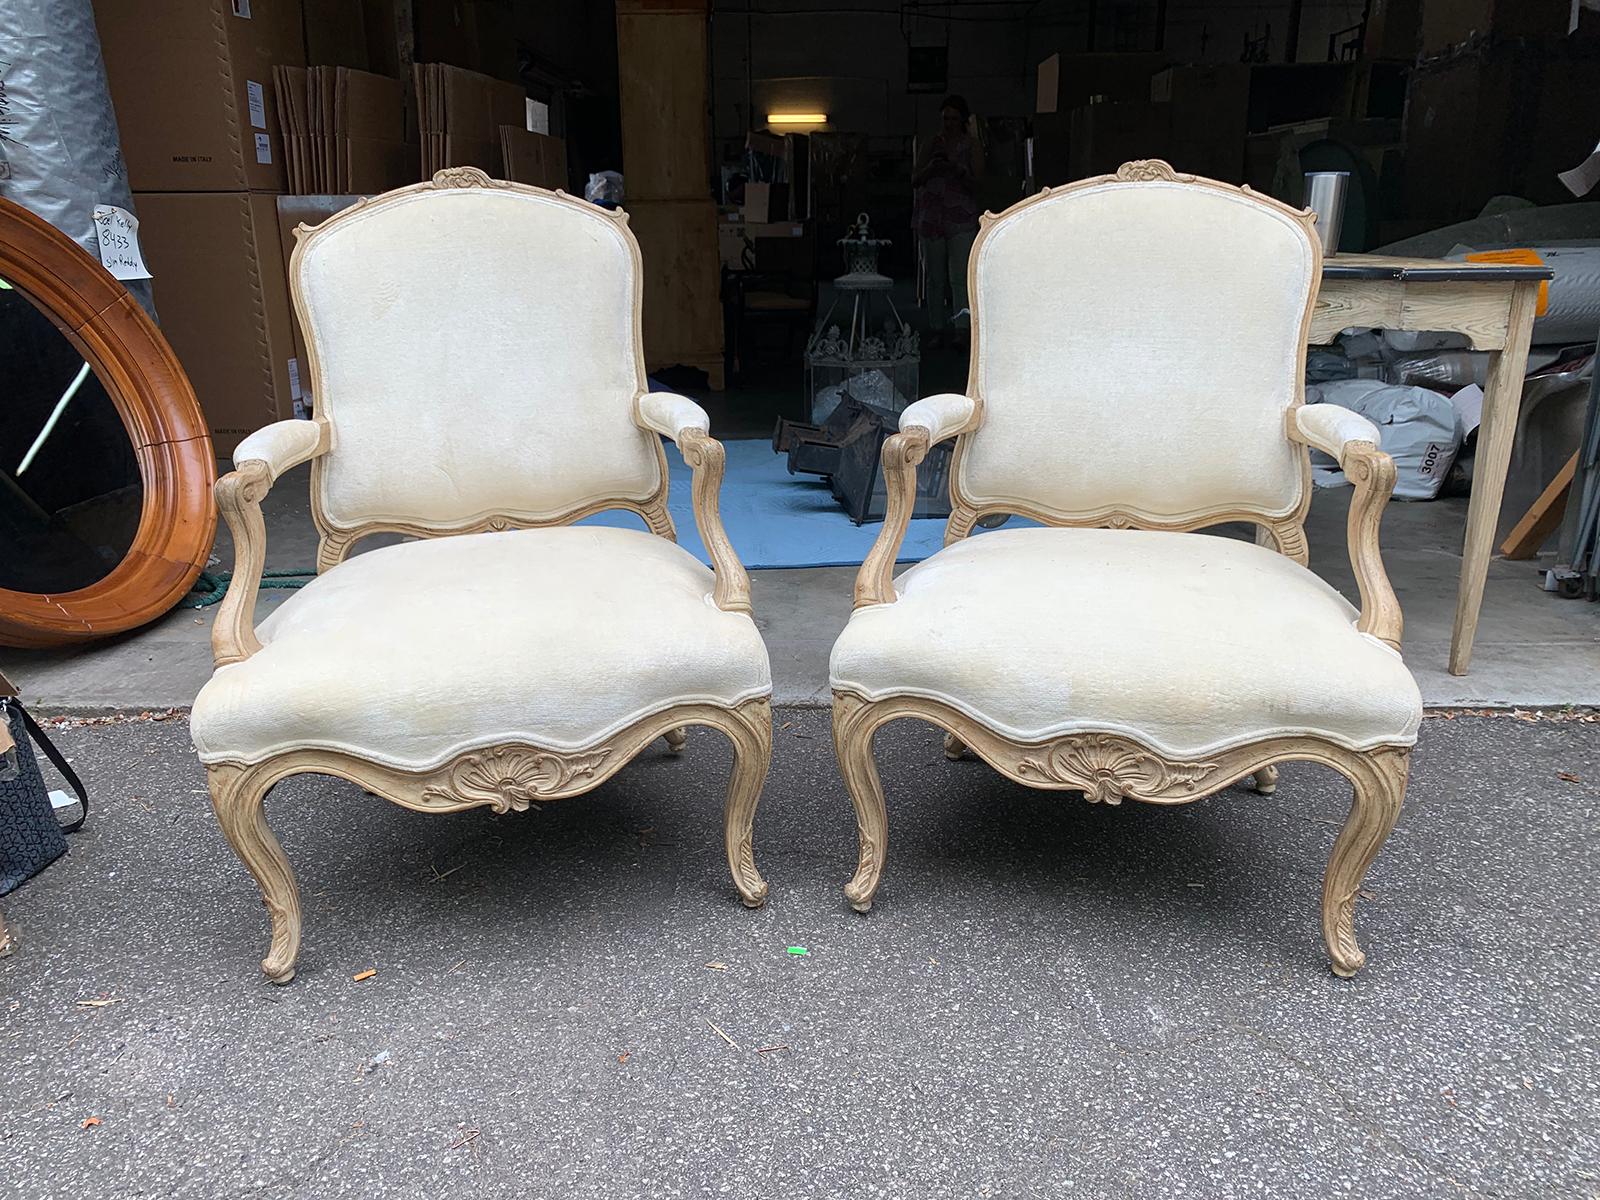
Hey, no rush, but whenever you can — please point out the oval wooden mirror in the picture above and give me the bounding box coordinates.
[0,196,215,648]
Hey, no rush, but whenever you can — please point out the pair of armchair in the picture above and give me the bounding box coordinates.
[192,163,1421,985]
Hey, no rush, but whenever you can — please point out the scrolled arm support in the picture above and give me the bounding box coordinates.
[634,393,751,614]
[212,419,332,667]
[853,394,981,608]
[1289,405,1402,650]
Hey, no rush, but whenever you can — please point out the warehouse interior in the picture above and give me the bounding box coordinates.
[4,0,1600,697]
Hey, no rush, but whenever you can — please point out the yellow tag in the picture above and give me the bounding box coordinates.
[1466,248,1549,316]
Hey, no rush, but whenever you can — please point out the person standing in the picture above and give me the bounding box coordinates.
[913,94,984,350]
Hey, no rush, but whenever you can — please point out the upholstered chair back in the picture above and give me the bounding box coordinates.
[954,163,1321,542]
[292,171,666,562]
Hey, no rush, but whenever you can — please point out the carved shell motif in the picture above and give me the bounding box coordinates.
[1016,736,1215,805]
[421,747,613,812]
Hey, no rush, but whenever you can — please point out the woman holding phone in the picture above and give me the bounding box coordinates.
[912,94,984,351]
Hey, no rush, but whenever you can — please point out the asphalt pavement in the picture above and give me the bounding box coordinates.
[1,708,1597,1198]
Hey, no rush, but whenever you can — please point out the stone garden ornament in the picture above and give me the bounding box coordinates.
[192,170,773,982]
[829,161,1422,976]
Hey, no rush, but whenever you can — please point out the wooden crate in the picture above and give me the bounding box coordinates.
[616,0,710,201]
[626,198,724,388]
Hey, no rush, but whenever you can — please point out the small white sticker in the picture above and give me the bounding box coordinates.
[254,133,272,164]
[91,205,152,281]
[287,357,303,401]
[247,80,266,129]
[232,0,251,17]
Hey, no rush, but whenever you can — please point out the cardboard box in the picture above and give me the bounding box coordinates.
[1151,65,1249,182]
[305,0,369,68]
[1068,101,1171,181]
[414,0,518,82]
[414,62,525,175]
[137,192,299,453]
[498,128,567,190]
[94,0,305,192]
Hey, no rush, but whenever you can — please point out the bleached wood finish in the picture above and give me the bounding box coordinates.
[1451,281,1541,674]
[833,690,1408,977]
[210,697,771,984]
[1501,450,1578,561]
[837,163,1413,975]
[1311,254,1547,675]
[207,169,770,983]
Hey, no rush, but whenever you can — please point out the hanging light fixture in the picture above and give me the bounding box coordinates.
[767,112,828,125]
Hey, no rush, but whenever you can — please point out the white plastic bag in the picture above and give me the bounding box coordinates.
[1306,380,1462,500]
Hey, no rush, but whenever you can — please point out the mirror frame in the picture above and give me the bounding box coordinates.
[0,196,216,648]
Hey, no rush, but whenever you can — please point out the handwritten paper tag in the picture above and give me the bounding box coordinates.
[92,205,152,281]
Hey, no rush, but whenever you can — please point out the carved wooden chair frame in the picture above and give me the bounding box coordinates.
[207,169,769,983]
[835,161,1409,976]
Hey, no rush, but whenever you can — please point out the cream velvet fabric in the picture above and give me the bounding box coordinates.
[234,419,325,480]
[901,393,976,442]
[191,527,771,769]
[296,188,662,531]
[830,528,1421,756]
[1297,403,1382,458]
[961,182,1317,523]
[637,391,711,440]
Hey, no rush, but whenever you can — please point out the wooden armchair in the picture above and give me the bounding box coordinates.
[828,162,1422,976]
[192,170,773,983]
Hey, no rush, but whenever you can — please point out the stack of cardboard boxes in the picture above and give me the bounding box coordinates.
[95,0,316,454]
[92,1,432,451]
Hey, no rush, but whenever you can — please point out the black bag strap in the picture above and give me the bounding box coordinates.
[12,702,88,834]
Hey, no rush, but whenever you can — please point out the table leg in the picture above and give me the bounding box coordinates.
[1450,281,1539,675]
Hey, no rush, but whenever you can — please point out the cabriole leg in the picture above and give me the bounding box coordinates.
[1322,748,1409,977]
[833,692,888,913]
[722,700,771,908]
[208,762,301,984]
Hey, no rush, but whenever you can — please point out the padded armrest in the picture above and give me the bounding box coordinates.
[900,393,978,443]
[1295,404,1381,462]
[233,419,329,481]
[637,392,712,442]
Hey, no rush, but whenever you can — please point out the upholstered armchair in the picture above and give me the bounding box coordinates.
[192,169,772,983]
[829,161,1422,976]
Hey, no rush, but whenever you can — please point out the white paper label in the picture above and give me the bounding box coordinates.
[232,0,251,17]
[526,98,549,134]
[92,205,152,280]
[287,357,303,401]
[247,80,266,129]
[254,133,272,164]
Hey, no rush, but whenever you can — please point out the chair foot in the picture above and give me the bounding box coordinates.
[943,731,967,760]
[723,700,772,908]
[209,763,302,984]
[1322,748,1408,977]
[663,726,688,754]
[1253,764,1279,795]
[834,694,887,912]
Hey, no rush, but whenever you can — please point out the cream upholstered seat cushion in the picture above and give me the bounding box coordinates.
[191,527,770,769]
[830,528,1421,757]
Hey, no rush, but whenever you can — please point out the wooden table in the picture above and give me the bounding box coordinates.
[1309,254,1554,676]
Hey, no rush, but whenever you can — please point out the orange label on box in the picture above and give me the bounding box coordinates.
[1466,248,1549,316]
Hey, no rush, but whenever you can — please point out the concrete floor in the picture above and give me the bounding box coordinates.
[3,459,1599,712]
[2,708,1597,1196]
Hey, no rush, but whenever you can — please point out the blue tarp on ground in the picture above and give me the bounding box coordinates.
[580,438,958,570]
